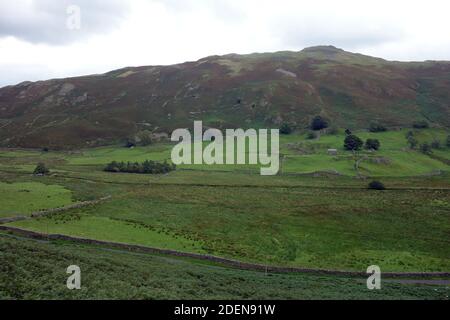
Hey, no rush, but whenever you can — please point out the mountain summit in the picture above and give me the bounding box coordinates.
[0,46,449,148]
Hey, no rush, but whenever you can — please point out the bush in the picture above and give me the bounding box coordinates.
[368,181,386,190]
[344,134,364,151]
[33,163,50,175]
[365,139,380,150]
[310,116,329,131]
[413,121,429,129]
[369,122,387,133]
[447,135,450,148]
[420,143,432,154]
[345,129,352,136]
[104,160,176,174]
[431,139,441,149]
[279,123,293,135]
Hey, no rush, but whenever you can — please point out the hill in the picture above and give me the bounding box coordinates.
[1,45,449,149]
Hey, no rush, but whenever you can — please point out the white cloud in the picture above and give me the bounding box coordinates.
[1,0,449,87]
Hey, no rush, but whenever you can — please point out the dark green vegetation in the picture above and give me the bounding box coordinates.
[1,46,450,149]
[368,181,386,191]
[104,160,176,174]
[33,162,50,175]
[344,134,364,151]
[1,234,448,300]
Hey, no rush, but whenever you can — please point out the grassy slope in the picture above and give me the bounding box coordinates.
[1,233,447,300]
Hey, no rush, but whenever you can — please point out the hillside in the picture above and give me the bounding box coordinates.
[0,45,449,149]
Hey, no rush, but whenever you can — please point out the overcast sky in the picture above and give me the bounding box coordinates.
[1,0,450,87]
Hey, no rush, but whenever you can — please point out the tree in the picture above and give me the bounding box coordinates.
[344,134,364,151]
[279,123,293,135]
[447,135,450,148]
[431,139,441,149]
[368,181,386,190]
[407,136,418,149]
[365,139,380,150]
[369,122,387,133]
[413,121,429,129]
[310,116,329,131]
[420,143,432,154]
[33,163,50,175]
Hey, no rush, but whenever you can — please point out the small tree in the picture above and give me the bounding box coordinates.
[407,135,418,149]
[311,116,329,131]
[279,123,293,135]
[420,143,432,154]
[413,121,429,129]
[368,181,386,190]
[344,134,364,151]
[365,139,380,150]
[34,163,50,175]
[369,122,387,133]
[431,139,441,149]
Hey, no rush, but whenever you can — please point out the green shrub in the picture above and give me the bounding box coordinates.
[369,122,387,132]
[280,123,293,135]
[413,121,429,129]
[431,139,441,149]
[368,181,386,190]
[365,139,380,150]
[33,163,50,175]
[420,143,432,154]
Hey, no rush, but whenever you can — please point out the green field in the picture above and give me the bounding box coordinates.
[0,128,449,299]
[0,182,73,218]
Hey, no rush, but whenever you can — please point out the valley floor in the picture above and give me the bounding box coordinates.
[0,128,449,299]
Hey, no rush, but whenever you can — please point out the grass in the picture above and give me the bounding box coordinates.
[1,233,448,300]
[0,182,73,218]
[13,215,205,253]
[0,127,449,300]
[9,184,450,272]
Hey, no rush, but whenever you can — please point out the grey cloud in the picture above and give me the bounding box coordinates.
[0,0,130,45]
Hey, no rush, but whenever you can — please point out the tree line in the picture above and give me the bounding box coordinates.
[104,160,176,174]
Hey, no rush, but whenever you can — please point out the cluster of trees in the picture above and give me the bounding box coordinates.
[406,131,450,154]
[368,122,387,133]
[279,115,331,136]
[344,134,380,151]
[104,160,176,174]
